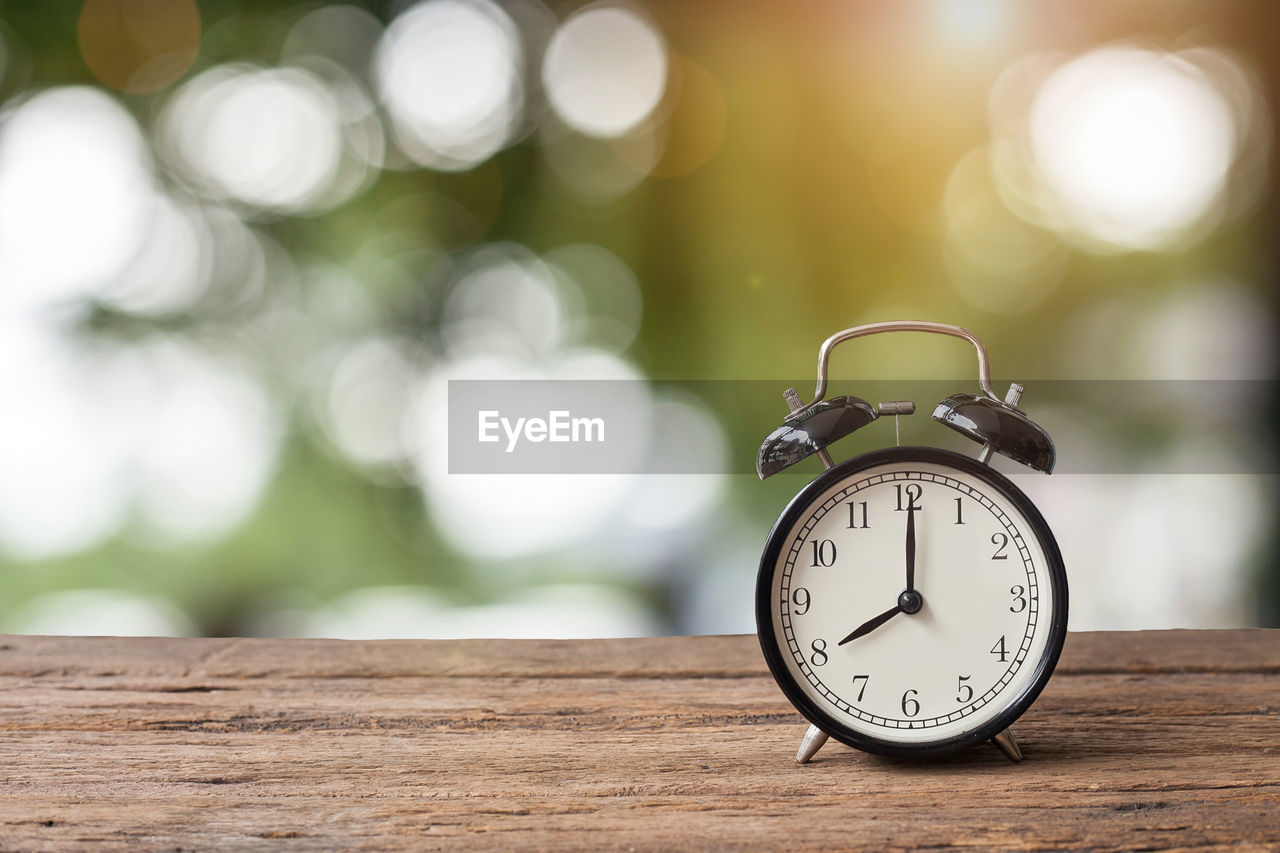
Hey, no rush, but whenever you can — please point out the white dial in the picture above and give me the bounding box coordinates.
[761,451,1064,750]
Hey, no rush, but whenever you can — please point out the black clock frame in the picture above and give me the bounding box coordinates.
[755,445,1069,760]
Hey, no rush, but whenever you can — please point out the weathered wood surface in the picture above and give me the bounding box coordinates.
[0,630,1276,851]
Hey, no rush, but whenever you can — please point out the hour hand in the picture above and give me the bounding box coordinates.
[837,603,903,646]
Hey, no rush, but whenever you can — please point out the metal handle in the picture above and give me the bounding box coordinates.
[797,321,1001,416]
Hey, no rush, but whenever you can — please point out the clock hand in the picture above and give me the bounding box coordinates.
[837,603,903,646]
[905,504,916,592]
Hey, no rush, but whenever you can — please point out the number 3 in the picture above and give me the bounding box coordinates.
[1010,585,1027,613]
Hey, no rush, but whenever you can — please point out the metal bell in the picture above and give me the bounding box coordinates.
[756,396,878,479]
[931,393,1056,473]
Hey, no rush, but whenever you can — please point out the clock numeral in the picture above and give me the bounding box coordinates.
[956,675,973,703]
[810,539,837,567]
[846,500,869,529]
[954,497,964,525]
[900,689,920,717]
[991,532,1010,560]
[1009,585,1027,613]
[894,483,923,512]
[851,674,869,702]
[990,634,1009,663]
[791,587,811,616]
[809,639,828,667]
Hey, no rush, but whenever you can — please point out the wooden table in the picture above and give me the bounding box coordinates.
[1,630,1276,850]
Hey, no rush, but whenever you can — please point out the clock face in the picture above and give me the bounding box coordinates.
[757,447,1067,757]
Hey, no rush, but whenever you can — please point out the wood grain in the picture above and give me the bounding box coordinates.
[0,630,1277,851]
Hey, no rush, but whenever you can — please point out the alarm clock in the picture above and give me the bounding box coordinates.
[754,321,1067,763]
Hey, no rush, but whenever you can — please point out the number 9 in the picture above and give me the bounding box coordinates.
[791,587,811,616]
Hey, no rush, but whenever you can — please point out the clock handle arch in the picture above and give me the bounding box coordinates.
[797,321,1002,416]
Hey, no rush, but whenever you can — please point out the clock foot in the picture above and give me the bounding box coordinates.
[796,724,830,764]
[991,727,1023,762]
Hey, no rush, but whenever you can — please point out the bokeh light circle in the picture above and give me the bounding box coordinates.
[118,339,282,546]
[1132,283,1274,381]
[649,56,726,179]
[78,0,201,94]
[410,349,650,561]
[1026,47,1239,250]
[542,3,667,138]
[540,124,660,201]
[0,325,132,559]
[545,243,643,353]
[282,5,383,80]
[320,335,421,468]
[159,65,345,212]
[942,148,1067,313]
[374,0,523,171]
[441,243,567,359]
[0,86,154,312]
[103,193,212,316]
[619,393,727,531]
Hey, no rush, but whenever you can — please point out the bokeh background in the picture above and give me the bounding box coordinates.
[0,0,1275,638]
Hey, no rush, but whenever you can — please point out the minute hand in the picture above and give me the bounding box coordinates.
[837,604,903,646]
